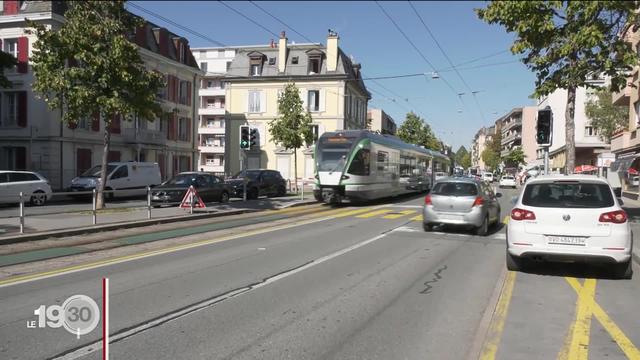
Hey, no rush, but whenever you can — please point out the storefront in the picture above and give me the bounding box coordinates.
[611,154,640,199]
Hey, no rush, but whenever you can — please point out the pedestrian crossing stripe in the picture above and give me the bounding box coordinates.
[383,210,416,219]
[356,209,393,218]
[411,215,422,221]
[331,207,377,218]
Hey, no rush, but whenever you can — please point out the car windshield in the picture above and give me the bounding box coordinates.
[81,165,118,177]
[316,135,356,172]
[166,174,199,186]
[522,182,614,208]
[231,170,261,180]
[502,176,514,180]
[432,182,478,196]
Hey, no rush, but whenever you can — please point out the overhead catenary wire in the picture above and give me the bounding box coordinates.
[248,1,315,43]
[218,1,280,39]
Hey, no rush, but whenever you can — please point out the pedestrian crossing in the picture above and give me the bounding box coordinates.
[342,207,423,221]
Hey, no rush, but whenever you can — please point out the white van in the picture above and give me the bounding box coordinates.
[482,172,494,182]
[69,162,161,198]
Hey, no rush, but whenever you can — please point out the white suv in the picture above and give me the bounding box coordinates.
[0,171,53,206]
[507,175,632,279]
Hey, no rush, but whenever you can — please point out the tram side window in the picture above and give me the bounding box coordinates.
[377,151,388,172]
[348,149,370,176]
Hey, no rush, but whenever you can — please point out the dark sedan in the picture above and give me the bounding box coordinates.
[151,172,230,206]
[226,169,287,199]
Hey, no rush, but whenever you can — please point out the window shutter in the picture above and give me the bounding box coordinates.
[111,114,121,134]
[166,117,171,140]
[186,118,191,142]
[319,89,326,112]
[3,1,19,15]
[173,77,179,103]
[17,91,27,127]
[17,37,28,73]
[260,91,266,113]
[67,121,78,130]
[187,82,192,106]
[173,156,178,176]
[91,112,100,131]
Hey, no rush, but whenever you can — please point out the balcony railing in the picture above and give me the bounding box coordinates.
[198,126,225,134]
[199,144,225,153]
[501,131,522,145]
[502,118,522,133]
[122,128,165,145]
[199,88,225,97]
[199,107,225,116]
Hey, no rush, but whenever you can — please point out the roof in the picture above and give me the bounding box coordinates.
[527,174,607,183]
[0,1,68,16]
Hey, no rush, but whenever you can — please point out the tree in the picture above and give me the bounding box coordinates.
[396,112,441,150]
[455,146,469,168]
[585,88,629,142]
[503,147,526,167]
[269,82,314,190]
[460,152,472,169]
[28,1,164,208]
[481,131,503,171]
[477,2,638,174]
[0,52,17,88]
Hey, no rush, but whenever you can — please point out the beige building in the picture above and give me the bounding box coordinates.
[0,2,201,188]
[498,107,538,166]
[367,108,397,135]
[471,126,495,171]
[224,31,370,182]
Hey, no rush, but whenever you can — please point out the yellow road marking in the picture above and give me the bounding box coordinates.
[410,214,423,221]
[383,210,416,219]
[356,208,392,218]
[566,279,596,360]
[502,216,510,224]
[0,206,357,287]
[330,207,376,218]
[565,277,640,359]
[480,271,517,360]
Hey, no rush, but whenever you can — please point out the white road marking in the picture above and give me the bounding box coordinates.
[386,205,423,209]
[392,226,422,233]
[492,233,506,240]
[51,231,392,359]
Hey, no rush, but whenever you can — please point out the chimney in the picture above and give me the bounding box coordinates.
[278,31,287,73]
[327,29,339,72]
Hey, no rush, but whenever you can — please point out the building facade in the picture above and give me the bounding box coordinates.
[498,107,538,166]
[224,31,370,182]
[536,80,609,172]
[0,1,201,189]
[367,108,397,135]
[471,126,495,171]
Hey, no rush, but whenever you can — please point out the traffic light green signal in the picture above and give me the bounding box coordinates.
[536,109,552,145]
[240,126,250,150]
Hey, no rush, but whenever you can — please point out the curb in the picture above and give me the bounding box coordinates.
[0,200,317,246]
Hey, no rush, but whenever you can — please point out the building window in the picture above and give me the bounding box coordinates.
[635,100,640,125]
[200,62,208,72]
[1,92,18,127]
[248,90,261,113]
[226,61,232,72]
[268,57,276,65]
[179,80,188,104]
[308,57,320,74]
[308,90,320,112]
[3,39,18,58]
[178,118,190,141]
[250,64,261,76]
[310,124,319,143]
[585,126,598,137]
[291,56,299,64]
[156,74,167,100]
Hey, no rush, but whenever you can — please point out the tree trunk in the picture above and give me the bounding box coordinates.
[293,148,298,192]
[565,86,577,175]
[96,125,111,209]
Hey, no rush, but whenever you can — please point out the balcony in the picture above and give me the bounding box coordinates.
[198,126,225,135]
[199,88,225,97]
[500,148,511,158]
[199,145,225,153]
[199,107,225,116]
[612,83,633,106]
[501,131,522,146]
[122,128,165,145]
[611,130,631,152]
[502,118,522,133]
[201,164,225,173]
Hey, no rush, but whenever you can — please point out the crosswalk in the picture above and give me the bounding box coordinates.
[340,207,422,221]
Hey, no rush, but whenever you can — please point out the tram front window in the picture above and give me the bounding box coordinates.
[317,136,356,172]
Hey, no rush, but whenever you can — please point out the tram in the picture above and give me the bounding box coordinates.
[313,130,450,204]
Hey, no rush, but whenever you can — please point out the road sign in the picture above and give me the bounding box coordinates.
[179,186,206,208]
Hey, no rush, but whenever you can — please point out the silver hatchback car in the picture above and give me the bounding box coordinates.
[423,177,502,235]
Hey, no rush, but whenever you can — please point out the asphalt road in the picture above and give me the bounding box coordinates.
[0,187,639,359]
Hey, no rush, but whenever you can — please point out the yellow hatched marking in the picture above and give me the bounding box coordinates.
[410,214,423,221]
[355,209,393,218]
[503,216,510,224]
[566,279,596,360]
[480,271,517,360]
[383,210,416,219]
[330,207,376,218]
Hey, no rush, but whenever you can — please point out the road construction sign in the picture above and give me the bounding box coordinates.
[179,186,206,208]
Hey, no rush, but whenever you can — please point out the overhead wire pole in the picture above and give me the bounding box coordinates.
[248,1,315,43]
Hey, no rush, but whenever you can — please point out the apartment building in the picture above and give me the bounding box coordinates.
[0,1,201,189]
[224,31,370,182]
[367,108,397,135]
[498,107,537,165]
[471,126,495,171]
[192,47,239,174]
[537,79,609,172]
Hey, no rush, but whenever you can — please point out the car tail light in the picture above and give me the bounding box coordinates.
[599,210,627,224]
[424,194,432,205]
[472,196,484,207]
[511,208,536,221]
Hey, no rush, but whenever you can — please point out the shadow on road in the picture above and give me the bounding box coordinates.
[518,261,627,280]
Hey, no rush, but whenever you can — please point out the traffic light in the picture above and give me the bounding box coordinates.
[240,125,250,150]
[536,108,552,146]
[249,128,258,148]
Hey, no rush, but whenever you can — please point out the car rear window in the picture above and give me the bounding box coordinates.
[432,182,478,196]
[522,182,614,208]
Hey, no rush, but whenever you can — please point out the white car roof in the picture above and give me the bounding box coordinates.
[526,174,608,184]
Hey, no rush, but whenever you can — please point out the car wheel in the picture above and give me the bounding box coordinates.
[30,191,47,206]
[423,223,433,232]
[614,260,633,279]
[506,250,523,271]
[219,191,229,203]
[475,215,489,236]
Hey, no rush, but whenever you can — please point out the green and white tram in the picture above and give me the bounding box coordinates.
[313,130,450,204]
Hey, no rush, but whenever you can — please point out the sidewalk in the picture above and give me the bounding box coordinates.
[0,195,316,240]
[621,197,640,264]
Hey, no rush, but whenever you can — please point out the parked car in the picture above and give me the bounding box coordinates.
[423,177,502,235]
[69,162,161,199]
[482,172,494,183]
[506,175,632,279]
[499,175,517,188]
[0,171,53,206]
[151,172,230,206]
[226,169,287,199]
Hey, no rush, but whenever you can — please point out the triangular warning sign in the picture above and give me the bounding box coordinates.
[179,186,206,208]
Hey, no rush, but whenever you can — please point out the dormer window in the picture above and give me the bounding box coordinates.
[305,49,324,75]
[250,64,261,76]
[247,51,265,77]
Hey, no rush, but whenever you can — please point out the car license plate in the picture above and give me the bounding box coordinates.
[546,236,586,246]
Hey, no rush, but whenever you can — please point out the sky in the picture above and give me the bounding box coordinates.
[127,0,538,151]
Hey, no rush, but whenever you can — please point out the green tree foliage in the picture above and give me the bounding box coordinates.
[28,1,164,208]
[460,152,472,169]
[396,112,441,150]
[455,146,470,168]
[477,1,638,174]
[481,131,503,171]
[503,147,526,167]
[269,82,314,189]
[0,52,17,88]
[585,88,629,143]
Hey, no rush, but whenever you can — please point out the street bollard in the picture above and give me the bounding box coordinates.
[147,186,152,220]
[92,189,97,225]
[19,192,24,234]
[189,185,194,215]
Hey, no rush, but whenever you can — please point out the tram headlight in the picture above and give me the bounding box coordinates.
[341,175,350,180]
